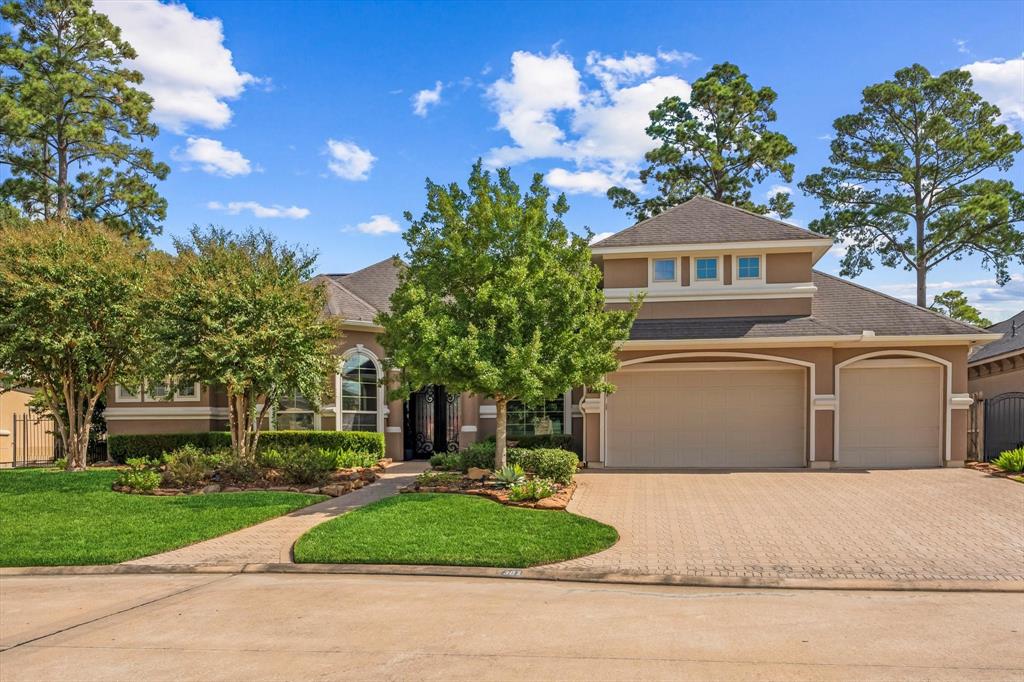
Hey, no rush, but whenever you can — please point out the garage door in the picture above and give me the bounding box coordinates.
[606,364,806,468]
[838,363,942,468]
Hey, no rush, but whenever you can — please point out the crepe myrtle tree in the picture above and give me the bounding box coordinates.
[0,219,162,470]
[154,227,339,463]
[801,64,1024,307]
[378,162,640,468]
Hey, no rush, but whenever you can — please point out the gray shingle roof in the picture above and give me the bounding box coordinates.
[969,310,1024,363]
[312,257,402,323]
[629,271,987,341]
[593,196,827,248]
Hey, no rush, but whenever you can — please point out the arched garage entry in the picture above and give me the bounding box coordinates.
[603,352,814,469]
[835,351,949,468]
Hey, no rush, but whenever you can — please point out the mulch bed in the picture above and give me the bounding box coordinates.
[966,460,1024,482]
[400,475,577,510]
[113,459,392,497]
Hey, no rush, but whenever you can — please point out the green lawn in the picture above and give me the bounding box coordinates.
[0,468,325,566]
[293,493,618,568]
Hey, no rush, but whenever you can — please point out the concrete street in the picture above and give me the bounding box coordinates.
[2,573,1022,681]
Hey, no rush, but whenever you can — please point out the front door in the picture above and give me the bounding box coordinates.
[404,386,461,458]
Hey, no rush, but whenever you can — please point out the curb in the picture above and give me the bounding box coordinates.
[3,563,1023,593]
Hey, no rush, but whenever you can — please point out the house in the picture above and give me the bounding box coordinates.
[0,387,56,467]
[967,310,1024,460]
[105,197,1000,469]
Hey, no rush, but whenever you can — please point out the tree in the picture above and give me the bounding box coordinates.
[801,64,1024,307]
[607,62,797,222]
[929,290,992,328]
[0,0,169,238]
[0,220,161,469]
[155,228,339,463]
[379,162,640,468]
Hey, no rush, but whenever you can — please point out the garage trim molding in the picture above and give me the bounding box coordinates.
[602,351,818,465]
[834,350,952,464]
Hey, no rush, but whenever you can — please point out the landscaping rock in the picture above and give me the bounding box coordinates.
[222,486,241,493]
[302,487,321,494]
[322,484,345,496]
[268,485,292,492]
[359,469,376,481]
[467,467,490,481]
[202,484,222,494]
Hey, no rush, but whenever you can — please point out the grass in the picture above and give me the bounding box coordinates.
[293,493,618,568]
[0,468,325,566]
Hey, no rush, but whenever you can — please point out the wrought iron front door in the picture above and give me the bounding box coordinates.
[405,386,460,458]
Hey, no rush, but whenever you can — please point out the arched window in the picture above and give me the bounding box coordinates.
[340,351,380,432]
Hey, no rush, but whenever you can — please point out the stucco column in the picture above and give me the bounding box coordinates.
[459,393,480,449]
[384,369,404,460]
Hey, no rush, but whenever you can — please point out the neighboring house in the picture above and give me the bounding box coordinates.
[106,197,1000,469]
[0,388,56,467]
[967,310,1024,460]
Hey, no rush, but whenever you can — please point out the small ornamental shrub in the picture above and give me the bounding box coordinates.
[429,452,462,471]
[162,444,217,487]
[512,433,573,450]
[52,457,67,470]
[115,458,161,492]
[507,448,578,485]
[218,448,261,484]
[493,464,525,487]
[992,447,1024,473]
[460,441,497,471]
[256,448,285,470]
[415,471,463,486]
[333,449,379,469]
[108,430,385,462]
[281,446,337,485]
[508,478,555,502]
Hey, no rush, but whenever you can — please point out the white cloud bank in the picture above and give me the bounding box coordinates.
[962,55,1024,129]
[97,0,257,133]
[325,140,376,180]
[875,273,1024,323]
[484,49,692,196]
[412,81,443,116]
[174,137,251,176]
[350,214,401,235]
[207,201,309,219]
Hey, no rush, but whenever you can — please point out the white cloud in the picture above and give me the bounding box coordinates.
[325,140,376,180]
[207,201,309,219]
[657,49,699,67]
[875,273,1024,322]
[589,231,615,244]
[412,81,443,117]
[766,185,792,198]
[955,39,970,55]
[173,137,251,176]
[546,168,623,195]
[585,51,657,90]
[97,0,256,133]
[962,56,1024,129]
[351,214,401,235]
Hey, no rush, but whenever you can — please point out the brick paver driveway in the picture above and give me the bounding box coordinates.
[555,468,1024,582]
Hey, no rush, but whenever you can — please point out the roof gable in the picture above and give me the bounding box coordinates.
[593,196,827,249]
[970,309,1024,363]
[313,257,403,323]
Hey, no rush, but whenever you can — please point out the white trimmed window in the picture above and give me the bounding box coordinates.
[115,384,141,402]
[737,256,761,280]
[507,400,565,438]
[340,351,380,432]
[147,379,200,402]
[695,257,719,281]
[275,391,316,431]
[652,258,677,283]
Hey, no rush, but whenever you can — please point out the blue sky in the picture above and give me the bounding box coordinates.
[20,1,1024,320]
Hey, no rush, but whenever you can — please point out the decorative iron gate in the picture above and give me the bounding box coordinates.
[6,413,61,468]
[404,386,460,458]
[984,392,1024,461]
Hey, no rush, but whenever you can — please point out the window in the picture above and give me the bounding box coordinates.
[695,257,718,281]
[275,391,315,431]
[737,256,761,280]
[115,384,140,402]
[146,379,200,402]
[507,399,565,438]
[341,351,379,432]
[652,258,676,283]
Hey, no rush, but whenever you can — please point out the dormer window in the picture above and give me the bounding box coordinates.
[737,256,761,280]
[695,257,719,281]
[652,258,677,283]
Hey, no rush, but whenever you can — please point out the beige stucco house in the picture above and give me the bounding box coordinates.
[106,197,1000,469]
[967,310,1024,459]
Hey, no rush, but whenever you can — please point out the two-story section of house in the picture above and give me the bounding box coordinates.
[580,197,996,469]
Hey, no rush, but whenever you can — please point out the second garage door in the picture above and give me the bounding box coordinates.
[605,364,806,468]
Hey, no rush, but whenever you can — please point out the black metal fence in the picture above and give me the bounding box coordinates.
[4,413,61,468]
[984,392,1024,461]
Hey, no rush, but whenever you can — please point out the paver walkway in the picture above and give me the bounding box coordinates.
[555,467,1024,582]
[127,460,427,566]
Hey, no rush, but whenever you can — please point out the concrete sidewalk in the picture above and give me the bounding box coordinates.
[2,573,1022,680]
[125,460,427,566]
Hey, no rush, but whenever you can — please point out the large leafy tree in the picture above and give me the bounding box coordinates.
[379,162,639,467]
[154,228,339,463]
[608,62,797,221]
[0,0,169,238]
[0,220,162,470]
[801,64,1024,307]
[929,290,991,328]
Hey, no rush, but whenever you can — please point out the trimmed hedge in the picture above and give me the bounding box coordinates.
[508,447,579,485]
[108,430,385,462]
[511,433,574,450]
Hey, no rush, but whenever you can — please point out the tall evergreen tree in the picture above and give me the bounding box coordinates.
[0,0,169,238]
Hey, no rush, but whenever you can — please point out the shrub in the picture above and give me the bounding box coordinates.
[992,447,1024,473]
[51,457,67,470]
[429,452,462,471]
[162,444,217,488]
[460,441,497,471]
[416,471,463,486]
[259,431,385,457]
[218,448,261,484]
[508,478,555,502]
[115,457,161,492]
[512,433,573,450]
[108,430,385,463]
[333,449,380,469]
[256,448,285,470]
[493,464,525,487]
[507,448,578,485]
[279,445,338,485]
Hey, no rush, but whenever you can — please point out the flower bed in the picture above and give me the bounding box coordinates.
[400,468,577,510]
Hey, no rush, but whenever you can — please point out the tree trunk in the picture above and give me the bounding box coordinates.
[56,141,69,219]
[62,388,89,471]
[494,397,508,469]
[915,216,927,307]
